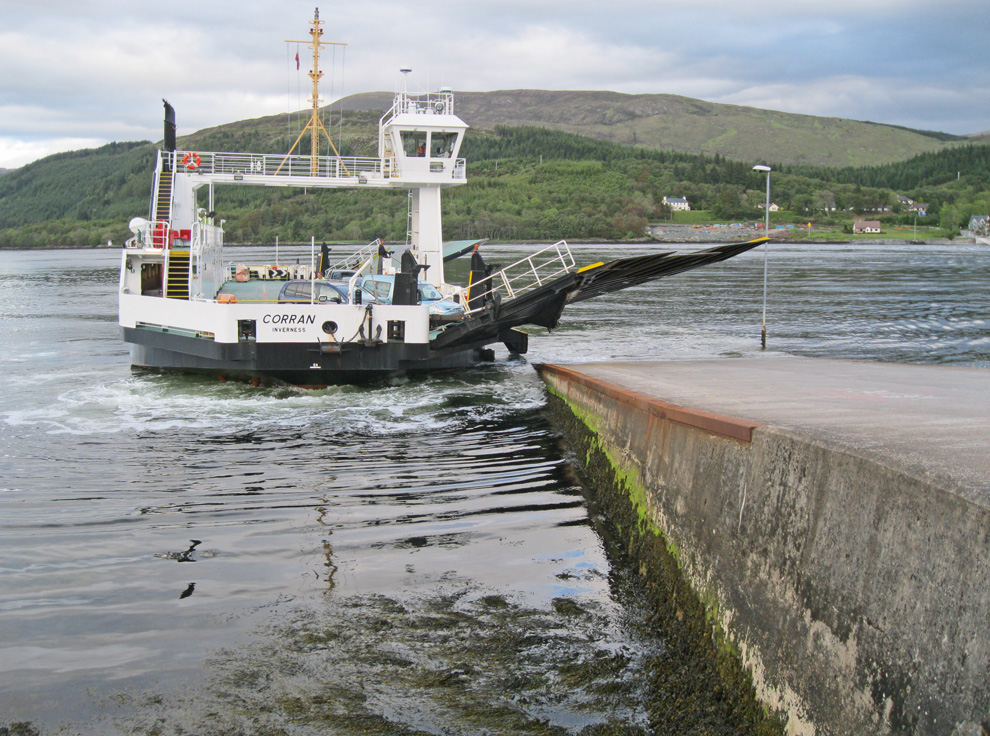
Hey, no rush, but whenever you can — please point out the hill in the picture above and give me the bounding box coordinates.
[2,91,989,248]
[338,89,964,168]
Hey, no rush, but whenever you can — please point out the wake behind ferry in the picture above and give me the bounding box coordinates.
[118,9,766,386]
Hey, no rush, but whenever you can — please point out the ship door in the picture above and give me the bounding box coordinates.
[141,262,164,296]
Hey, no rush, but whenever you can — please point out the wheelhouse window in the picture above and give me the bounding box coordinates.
[402,132,427,157]
[430,132,458,158]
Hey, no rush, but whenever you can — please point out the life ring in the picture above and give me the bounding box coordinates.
[183,152,201,170]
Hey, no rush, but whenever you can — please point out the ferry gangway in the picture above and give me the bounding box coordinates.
[465,241,576,315]
[328,239,384,273]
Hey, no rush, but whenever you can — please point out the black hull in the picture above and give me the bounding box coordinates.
[124,327,491,386]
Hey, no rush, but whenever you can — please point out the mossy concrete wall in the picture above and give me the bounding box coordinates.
[539,364,990,736]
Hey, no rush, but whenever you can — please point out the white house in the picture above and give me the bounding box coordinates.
[662,196,690,211]
[757,202,781,212]
[853,220,882,234]
[969,215,989,235]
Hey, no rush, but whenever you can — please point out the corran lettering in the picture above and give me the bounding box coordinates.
[262,314,317,325]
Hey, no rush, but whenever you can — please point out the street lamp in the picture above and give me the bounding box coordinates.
[753,165,771,349]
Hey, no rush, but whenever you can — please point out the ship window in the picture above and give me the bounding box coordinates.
[402,132,427,157]
[431,132,457,158]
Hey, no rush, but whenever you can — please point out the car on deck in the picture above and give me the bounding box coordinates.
[360,275,465,323]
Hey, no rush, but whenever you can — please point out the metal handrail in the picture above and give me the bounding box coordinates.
[464,241,575,314]
[173,150,383,180]
[328,239,383,272]
[169,149,464,182]
[380,90,456,126]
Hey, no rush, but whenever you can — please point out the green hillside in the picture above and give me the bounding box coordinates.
[2,91,989,248]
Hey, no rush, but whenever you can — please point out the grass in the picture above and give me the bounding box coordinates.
[662,209,956,242]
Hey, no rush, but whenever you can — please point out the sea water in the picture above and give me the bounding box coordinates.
[0,242,986,733]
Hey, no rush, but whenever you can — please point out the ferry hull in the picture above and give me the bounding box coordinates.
[124,327,488,385]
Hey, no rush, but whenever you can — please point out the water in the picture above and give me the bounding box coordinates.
[1,242,987,734]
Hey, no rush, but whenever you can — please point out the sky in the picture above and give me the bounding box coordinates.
[1,0,988,169]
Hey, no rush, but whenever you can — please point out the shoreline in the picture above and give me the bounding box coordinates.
[646,223,958,246]
[0,236,973,251]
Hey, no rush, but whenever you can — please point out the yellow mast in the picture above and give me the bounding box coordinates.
[282,7,347,176]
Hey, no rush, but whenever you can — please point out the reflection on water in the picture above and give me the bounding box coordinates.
[0,242,987,732]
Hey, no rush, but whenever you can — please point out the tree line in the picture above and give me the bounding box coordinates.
[2,124,989,248]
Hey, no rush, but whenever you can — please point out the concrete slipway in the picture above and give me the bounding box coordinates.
[537,357,990,736]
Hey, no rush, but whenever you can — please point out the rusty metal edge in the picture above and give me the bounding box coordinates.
[535,363,762,444]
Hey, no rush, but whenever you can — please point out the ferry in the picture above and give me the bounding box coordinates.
[118,9,767,386]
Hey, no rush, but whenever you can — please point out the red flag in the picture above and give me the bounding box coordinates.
[295,51,300,70]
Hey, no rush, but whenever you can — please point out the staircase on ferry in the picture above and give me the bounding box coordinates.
[165,250,190,300]
[156,164,191,300]
[154,169,173,221]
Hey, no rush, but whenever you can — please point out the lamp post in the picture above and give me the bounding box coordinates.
[753,165,771,349]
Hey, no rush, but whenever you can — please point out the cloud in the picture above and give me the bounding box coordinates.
[0,137,110,169]
[0,0,987,168]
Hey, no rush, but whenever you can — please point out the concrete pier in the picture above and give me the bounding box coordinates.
[538,357,990,736]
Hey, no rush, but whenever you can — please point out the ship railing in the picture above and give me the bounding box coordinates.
[381,90,455,127]
[327,239,383,273]
[217,238,385,284]
[170,150,384,181]
[123,220,168,250]
[148,220,168,249]
[463,241,575,315]
[224,262,321,281]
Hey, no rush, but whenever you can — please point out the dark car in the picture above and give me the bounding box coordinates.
[279,280,348,303]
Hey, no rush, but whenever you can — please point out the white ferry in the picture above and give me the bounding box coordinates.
[118,10,766,386]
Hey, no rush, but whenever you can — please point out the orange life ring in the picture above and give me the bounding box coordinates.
[183,152,201,170]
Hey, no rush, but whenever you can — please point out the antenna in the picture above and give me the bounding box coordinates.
[399,66,412,95]
[280,7,348,176]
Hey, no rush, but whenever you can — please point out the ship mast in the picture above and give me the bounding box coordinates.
[282,7,347,176]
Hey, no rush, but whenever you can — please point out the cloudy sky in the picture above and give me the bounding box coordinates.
[1,0,987,168]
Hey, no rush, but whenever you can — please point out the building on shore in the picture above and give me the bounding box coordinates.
[853,220,882,234]
[662,196,691,211]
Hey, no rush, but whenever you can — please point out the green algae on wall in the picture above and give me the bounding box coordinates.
[543,386,785,735]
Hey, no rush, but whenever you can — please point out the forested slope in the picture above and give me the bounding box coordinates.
[2,105,988,247]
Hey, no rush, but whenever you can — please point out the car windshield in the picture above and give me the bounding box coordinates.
[364,280,391,300]
[417,283,443,301]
